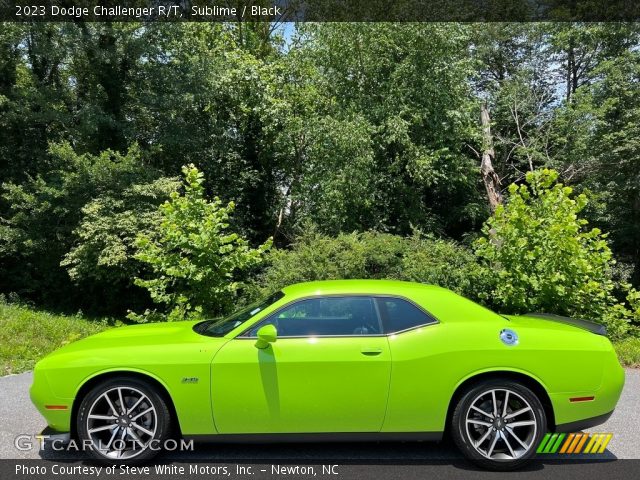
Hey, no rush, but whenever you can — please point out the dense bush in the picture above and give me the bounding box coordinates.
[400,234,491,298]
[62,177,180,285]
[0,143,170,312]
[130,165,271,322]
[475,169,630,337]
[249,228,485,302]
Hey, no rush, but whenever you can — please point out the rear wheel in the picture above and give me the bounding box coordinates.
[451,379,546,470]
[76,377,171,463]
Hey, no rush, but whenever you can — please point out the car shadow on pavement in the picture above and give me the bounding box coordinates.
[37,439,618,470]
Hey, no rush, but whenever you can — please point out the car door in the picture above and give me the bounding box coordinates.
[211,296,391,434]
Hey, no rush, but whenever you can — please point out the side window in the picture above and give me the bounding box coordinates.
[245,296,381,337]
[377,297,435,333]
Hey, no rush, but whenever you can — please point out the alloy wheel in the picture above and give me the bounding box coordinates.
[464,388,537,460]
[85,386,158,459]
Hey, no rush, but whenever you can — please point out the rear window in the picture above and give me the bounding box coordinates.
[376,297,436,333]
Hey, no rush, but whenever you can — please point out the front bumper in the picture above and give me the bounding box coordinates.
[30,368,73,432]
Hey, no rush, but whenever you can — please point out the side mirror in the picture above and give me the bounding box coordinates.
[255,324,277,349]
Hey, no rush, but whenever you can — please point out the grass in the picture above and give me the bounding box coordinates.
[0,302,639,376]
[613,337,640,368]
[0,303,109,376]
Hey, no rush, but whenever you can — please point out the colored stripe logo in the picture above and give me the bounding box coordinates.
[537,433,612,454]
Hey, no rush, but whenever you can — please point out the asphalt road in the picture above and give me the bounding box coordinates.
[1,370,638,462]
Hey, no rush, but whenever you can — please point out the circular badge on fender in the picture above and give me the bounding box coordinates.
[499,328,519,346]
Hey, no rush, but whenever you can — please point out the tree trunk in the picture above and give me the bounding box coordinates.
[566,37,576,102]
[480,102,503,212]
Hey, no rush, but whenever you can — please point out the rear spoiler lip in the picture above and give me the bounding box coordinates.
[524,313,607,336]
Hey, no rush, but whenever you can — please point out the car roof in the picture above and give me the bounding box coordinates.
[280,279,446,298]
[277,280,502,324]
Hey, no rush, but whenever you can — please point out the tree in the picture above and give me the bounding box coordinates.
[549,23,639,102]
[474,169,629,337]
[0,24,72,184]
[0,142,161,311]
[552,49,640,286]
[69,23,147,154]
[285,23,485,237]
[131,165,271,322]
[2,21,640,320]
[61,176,180,313]
[472,24,558,184]
[480,102,502,211]
[130,23,288,243]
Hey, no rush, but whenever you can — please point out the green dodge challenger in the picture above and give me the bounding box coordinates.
[30,280,624,469]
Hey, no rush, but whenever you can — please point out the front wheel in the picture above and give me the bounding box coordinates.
[451,380,546,471]
[76,377,171,463]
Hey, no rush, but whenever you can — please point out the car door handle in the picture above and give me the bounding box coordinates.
[361,347,383,356]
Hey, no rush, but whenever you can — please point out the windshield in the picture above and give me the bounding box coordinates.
[195,291,285,337]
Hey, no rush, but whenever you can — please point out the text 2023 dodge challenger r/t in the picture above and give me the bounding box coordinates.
[30,280,624,470]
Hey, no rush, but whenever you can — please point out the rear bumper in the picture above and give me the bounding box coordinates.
[39,426,71,444]
[555,410,614,433]
[549,350,624,428]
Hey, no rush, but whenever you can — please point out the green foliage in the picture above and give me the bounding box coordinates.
[0,299,109,375]
[1,22,640,341]
[475,169,629,336]
[625,288,640,327]
[0,24,73,183]
[289,23,484,236]
[554,48,640,285]
[289,116,377,234]
[252,228,483,302]
[613,337,640,368]
[61,176,180,286]
[0,142,166,311]
[131,165,271,322]
[400,234,491,298]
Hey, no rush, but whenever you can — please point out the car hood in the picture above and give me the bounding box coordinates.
[34,320,229,404]
[42,320,220,358]
[505,313,607,336]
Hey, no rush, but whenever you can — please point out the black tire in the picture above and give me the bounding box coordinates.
[451,379,546,471]
[76,376,172,464]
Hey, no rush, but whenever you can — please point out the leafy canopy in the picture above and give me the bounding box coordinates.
[130,165,271,322]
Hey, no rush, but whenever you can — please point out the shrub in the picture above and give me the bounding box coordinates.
[61,176,180,293]
[0,142,161,310]
[401,234,489,298]
[474,169,629,337]
[251,228,483,301]
[130,165,271,322]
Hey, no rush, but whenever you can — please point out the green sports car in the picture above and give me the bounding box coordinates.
[30,280,624,470]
